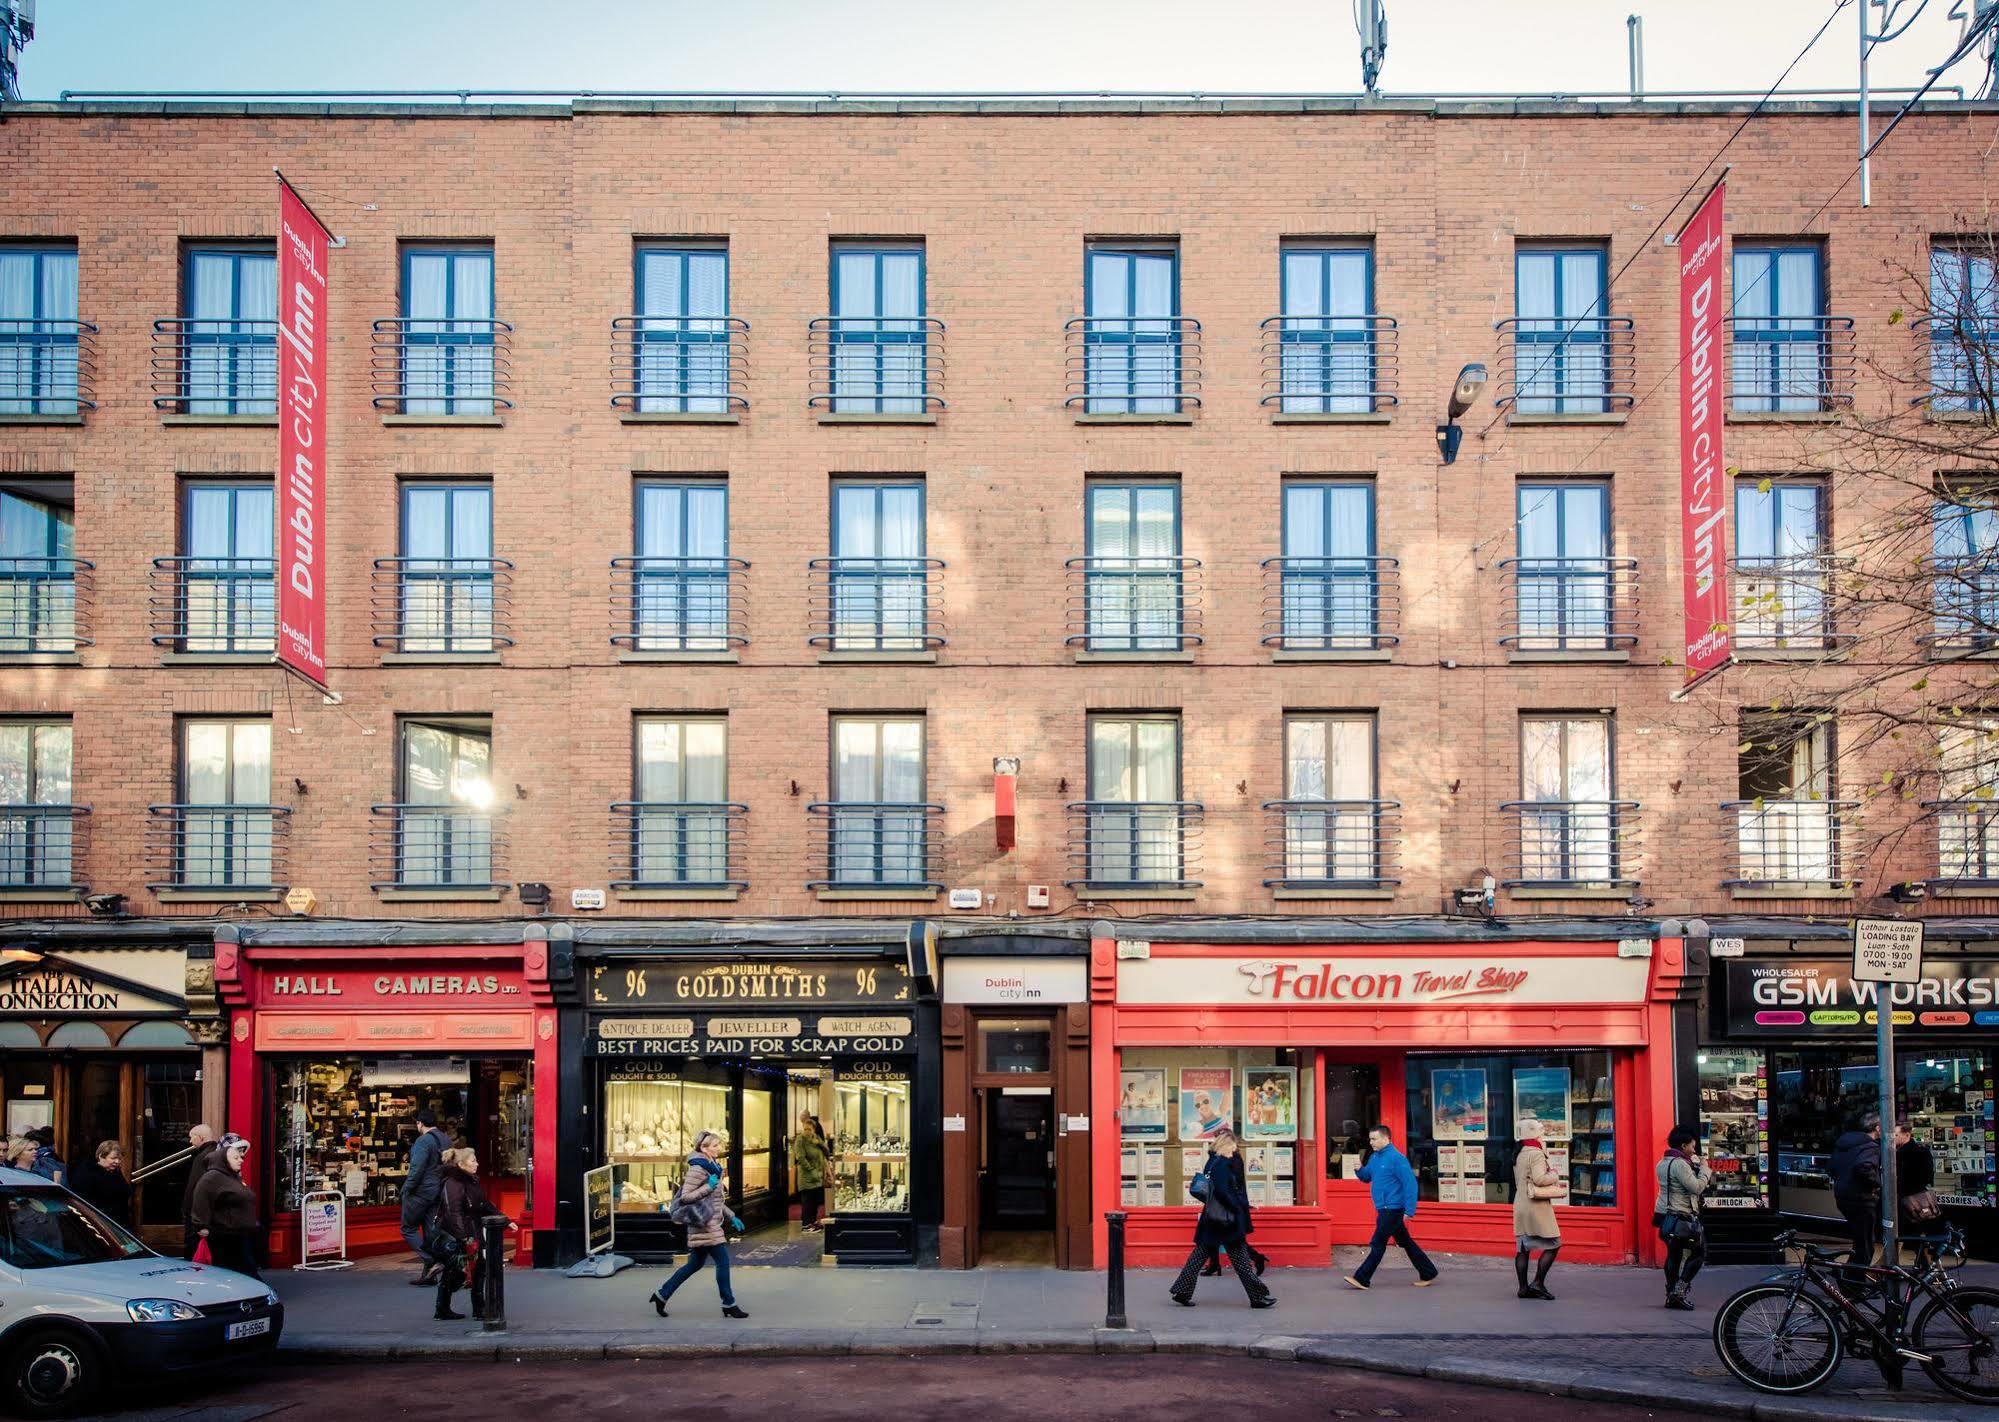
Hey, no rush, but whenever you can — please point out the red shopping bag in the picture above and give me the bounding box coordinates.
[192,1237,213,1265]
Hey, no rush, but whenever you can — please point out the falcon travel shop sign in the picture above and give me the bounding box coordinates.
[1722,958,1999,1035]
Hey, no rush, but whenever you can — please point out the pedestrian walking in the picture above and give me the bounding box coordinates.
[180,1123,219,1260]
[68,1140,133,1228]
[1829,1111,1883,1285]
[1170,1129,1275,1309]
[1512,1118,1564,1300]
[401,1106,452,1286]
[1655,1124,1712,1310]
[793,1111,829,1232]
[26,1126,62,1183]
[1894,1119,1942,1241]
[430,1148,516,1321]
[1345,1124,1439,1291]
[648,1130,749,1319]
[190,1133,261,1279]
[1198,1140,1269,1278]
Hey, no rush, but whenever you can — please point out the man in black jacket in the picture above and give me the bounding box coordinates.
[1828,1111,1883,1284]
[180,1124,218,1260]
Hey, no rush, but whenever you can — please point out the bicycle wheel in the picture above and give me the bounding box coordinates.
[1714,1285,1844,1394]
[1916,1284,1999,1403]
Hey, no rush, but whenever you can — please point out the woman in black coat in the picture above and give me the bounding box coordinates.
[1169,1130,1275,1309]
[190,1135,261,1279]
[1199,1144,1268,1278]
[67,1140,132,1228]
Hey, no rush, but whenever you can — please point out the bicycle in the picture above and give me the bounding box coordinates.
[1713,1227,1999,1401]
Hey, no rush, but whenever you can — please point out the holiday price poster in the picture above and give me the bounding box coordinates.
[1178,1067,1234,1140]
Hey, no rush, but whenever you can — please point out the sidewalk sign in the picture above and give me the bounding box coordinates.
[297,1190,354,1271]
[584,1163,616,1257]
[1852,916,1924,1268]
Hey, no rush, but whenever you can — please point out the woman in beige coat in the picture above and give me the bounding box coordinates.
[1512,1117,1565,1300]
[646,1130,748,1320]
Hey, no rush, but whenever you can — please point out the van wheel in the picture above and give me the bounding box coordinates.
[3,1327,103,1418]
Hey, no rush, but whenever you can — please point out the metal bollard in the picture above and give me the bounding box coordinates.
[478,1216,508,1332]
[1104,1210,1128,1329]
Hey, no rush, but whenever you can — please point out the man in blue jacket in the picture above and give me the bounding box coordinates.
[1346,1124,1440,1290]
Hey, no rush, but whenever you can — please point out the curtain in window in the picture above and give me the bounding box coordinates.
[831,719,924,884]
[1515,484,1609,646]
[398,724,491,885]
[0,251,76,414]
[1089,719,1179,883]
[1284,717,1375,880]
[1281,483,1373,646]
[635,720,730,882]
[1932,250,1999,410]
[0,723,68,886]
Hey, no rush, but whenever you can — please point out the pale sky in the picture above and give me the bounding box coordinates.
[12,0,1995,101]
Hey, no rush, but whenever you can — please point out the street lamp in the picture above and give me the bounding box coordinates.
[1436,362,1487,465]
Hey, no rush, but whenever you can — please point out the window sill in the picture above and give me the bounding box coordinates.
[376,886,510,903]
[159,651,275,665]
[1506,649,1631,664]
[1508,886,1636,901]
[160,414,278,427]
[1073,649,1196,663]
[0,888,82,904]
[1726,409,1843,424]
[1727,886,1855,901]
[0,414,85,426]
[617,650,741,664]
[619,412,741,425]
[1268,411,1394,425]
[1733,645,1852,662]
[615,886,744,902]
[814,887,941,902]
[1073,887,1198,901]
[378,651,505,665]
[1929,645,1999,662]
[154,888,285,903]
[0,652,83,666]
[381,414,506,427]
[1926,408,1998,425]
[1073,413,1196,425]
[817,650,940,664]
[1505,411,1630,426]
[1926,885,1999,899]
[1270,648,1393,663]
[818,412,939,425]
[1271,887,1396,901]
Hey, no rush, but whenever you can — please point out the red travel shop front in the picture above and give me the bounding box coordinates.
[1091,929,1697,1268]
[216,934,559,1266]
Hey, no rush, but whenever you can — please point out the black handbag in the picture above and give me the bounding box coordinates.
[1201,1193,1237,1230]
[1659,1212,1703,1245]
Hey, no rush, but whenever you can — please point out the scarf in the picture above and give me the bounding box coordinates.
[1663,1146,1693,1164]
[687,1153,723,1177]
[1520,1138,1544,1152]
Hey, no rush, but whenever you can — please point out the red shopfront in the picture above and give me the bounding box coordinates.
[1091,934,1694,1269]
[216,941,558,1266]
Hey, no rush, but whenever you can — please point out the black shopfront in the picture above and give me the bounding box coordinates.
[561,941,942,1266]
[1699,938,1998,1259]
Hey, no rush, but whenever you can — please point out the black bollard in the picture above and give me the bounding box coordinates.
[479,1216,508,1332]
[1104,1210,1128,1329]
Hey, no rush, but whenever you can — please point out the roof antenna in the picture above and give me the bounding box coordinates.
[1358,0,1388,95]
[0,0,34,104]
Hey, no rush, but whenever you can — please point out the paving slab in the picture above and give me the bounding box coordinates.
[1423,1356,1574,1394]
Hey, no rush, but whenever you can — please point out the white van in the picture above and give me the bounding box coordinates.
[0,1165,282,1417]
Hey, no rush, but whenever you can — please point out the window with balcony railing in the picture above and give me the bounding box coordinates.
[155,482,274,653]
[1733,478,1846,651]
[1929,722,1999,887]
[1071,714,1199,889]
[153,245,277,415]
[157,718,282,890]
[613,480,744,652]
[0,488,85,654]
[1930,245,1999,415]
[1728,245,1851,413]
[377,719,500,889]
[814,243,940,414]
[1502,246,1632,414]
[0,719,81,890]
[377,246,506,415]
[1264,479,1394,652]
[1509,714,1634,887]
[615,716,745,890]
[813,716,938,889]
[1264,244,1394,414]
[1504,482,1635,652]
[1729,715,1854,888]
[1071,245,1195,414]
[817,480,940,653]
[1931,491,1999,653]
[1071,481,1197,653]
[1265,713,1395,889]
[614,244,745,414]
[374,482,507,653]
[0,245,91,416]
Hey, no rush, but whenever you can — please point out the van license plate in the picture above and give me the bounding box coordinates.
[226,1317,271,1341]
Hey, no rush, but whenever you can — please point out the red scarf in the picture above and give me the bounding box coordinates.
[1520,1138,1544,1151]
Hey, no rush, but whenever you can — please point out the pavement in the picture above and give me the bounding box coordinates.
[267,1249,1999,1422]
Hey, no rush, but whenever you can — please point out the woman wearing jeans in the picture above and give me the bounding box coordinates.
[649,1131,749,1320]
[1655,1124,1713,1311]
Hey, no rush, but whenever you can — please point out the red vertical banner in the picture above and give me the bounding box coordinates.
[1677,180,1730,689]
[276,176,332,688]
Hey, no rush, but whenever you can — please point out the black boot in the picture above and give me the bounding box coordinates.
[1515,1249,1534,1299]
[1530,1247,1559,1300]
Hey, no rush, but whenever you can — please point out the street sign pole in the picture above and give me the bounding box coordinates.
[1852,917,1924,1269]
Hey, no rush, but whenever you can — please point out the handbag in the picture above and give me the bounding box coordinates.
[1188,1170,1211,1201]
[1905,1189,1944,1224]
[1200,1193,1237,1230]
[1659,1212,1704,1245]
[192,1236,213,1265]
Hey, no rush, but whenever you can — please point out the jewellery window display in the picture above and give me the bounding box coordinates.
[1902,1053,1995,1209]
[493,1066,532,1178]
[1404,1050,1617,1206]
[604,1075,730,1214]
[1696,1050,1770,1209]
[832,1073,910,1215]
[274,1057,472,1212]
[740,1085,774,1199]
[1116,1047,1310,1207]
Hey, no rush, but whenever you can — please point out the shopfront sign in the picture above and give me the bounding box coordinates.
[262,970,525,1002]
[0,969,165,1016]
[587,957,912,1008]
[1117,952,1651,1007]
[588,1010,914,1058]
[942,956,1087,1004]
[297,1191,351,1270]
[1722,958,1999,1036]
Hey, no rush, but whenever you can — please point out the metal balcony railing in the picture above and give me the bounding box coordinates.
[1501,800,1641,889]
[1262,799,1400,890]
[806,801,945,891]
[1259,556,1400,652]
[0,557,93,653]
[1258,314,1399,414]
[808,557,946,652]
[148,556,275,653]
[371,317,513,414]
[610,802,749,891]
[1925,799,1999,889]
[808,316,945,414]
[1925,315,1999,415]
[0,319,98,415]
[1726,315,1856,413]
[1066,801,1204,891]
[1729,555,1856,652]
[370,557,514,653]
[1494,316,1636,415]
[1924,558,1999,654]
[1065,556,1203,653]
[1722,799,1862,889]
[1498,556,1640,653]
[144,804,289,891]
[610,556,750,652]
[149,318,277,414]
[370,803,508,891]
[0,805,89,890]
[1064,316,1201,414]
[610,315,749,413]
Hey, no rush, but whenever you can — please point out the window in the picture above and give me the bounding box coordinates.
[632,480,731,651]
[0,1185,146,1269]
[1516,715,1619,884]
[1277,479,1378,649]
[827,242,929,413]
[1512,482,1615,650]
[176,719,274,888]
[0,484,78,653]
[1936,718,1999,883]
[181,245,277,414]
[826,479,929,652]
[1117,1047,1311,1207]
[1930,245,1999,413]
[1405,1051,1619,1206]
[1085,714,1184,885]
[1512,246,1610,413]
[178,482,274,652]
[1734,479,1831,648]
[1734,714,1842,885]
[628,716,733,887]
[1932,486,1999,650]
[1082,480,1183,652]
[397,482,496,653]
[1082,245,1183,414]
[632,244,732,413]
[1731,245,1825,412]
[825,716,930,886]
[1279,713,1381,885]
[400,245,496,415]
[1696,1049,1770,1209]
[0,719,74,888]
[1276,244,1377,413]
[395,719,495,887]
[0,244,82,415]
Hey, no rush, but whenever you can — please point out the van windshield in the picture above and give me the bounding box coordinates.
[0,1187,150,1269]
